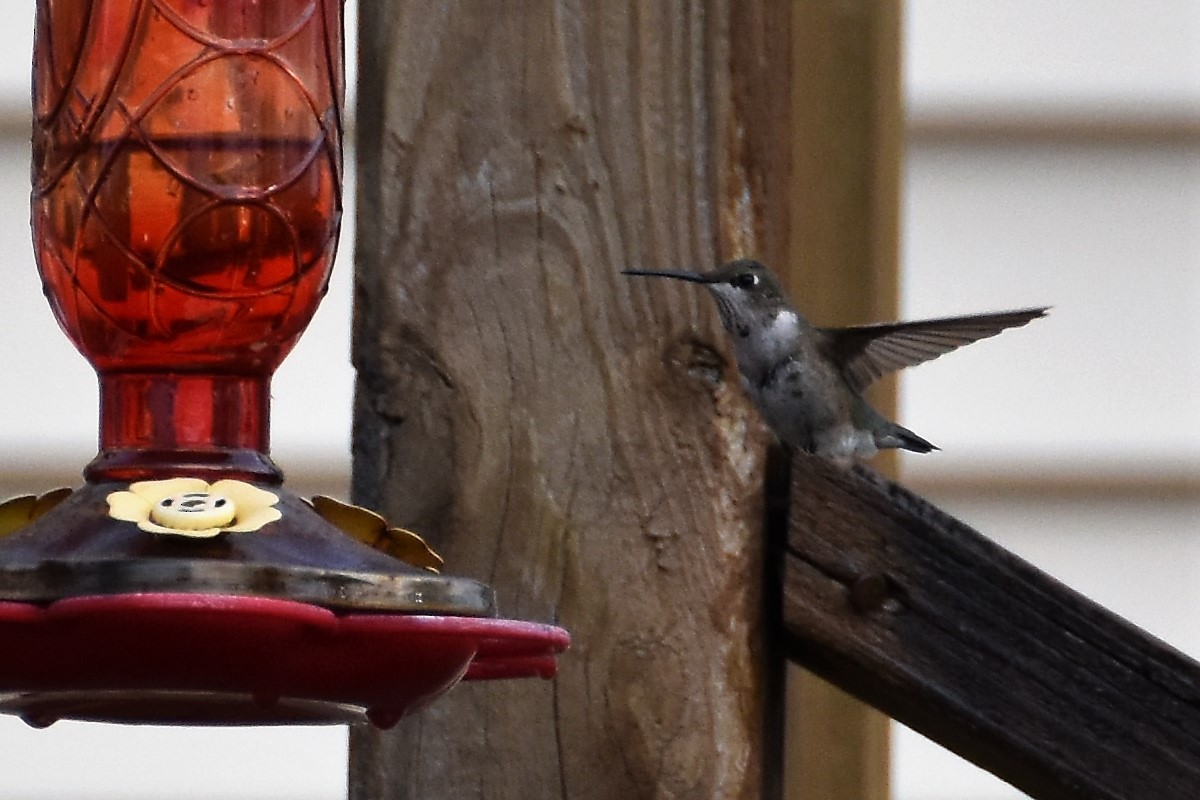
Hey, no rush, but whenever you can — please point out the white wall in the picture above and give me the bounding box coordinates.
[895,2,1200,798]
[907,0,1200,111]
[0,2,1197,799]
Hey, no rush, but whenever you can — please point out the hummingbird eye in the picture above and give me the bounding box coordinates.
[731,272,760,289]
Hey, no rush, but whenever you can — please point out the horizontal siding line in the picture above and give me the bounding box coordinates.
[908,108,1200,145]
[3,462,1197,503]
[0,107,1192,145]
[906,467,1200,502]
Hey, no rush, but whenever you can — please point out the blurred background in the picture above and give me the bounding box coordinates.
[0,2,1197,798]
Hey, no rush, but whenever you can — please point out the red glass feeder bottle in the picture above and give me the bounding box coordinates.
[0,0,566,727]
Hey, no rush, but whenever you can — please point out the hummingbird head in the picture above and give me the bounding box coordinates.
[622,259,788,336]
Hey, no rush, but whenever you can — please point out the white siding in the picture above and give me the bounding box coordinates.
[896,3,1200,799]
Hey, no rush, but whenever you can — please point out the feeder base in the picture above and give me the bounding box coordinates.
[0,593,568,728]
[0,483,494,614]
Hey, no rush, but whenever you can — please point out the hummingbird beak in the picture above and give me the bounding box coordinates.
[621,268,711,284]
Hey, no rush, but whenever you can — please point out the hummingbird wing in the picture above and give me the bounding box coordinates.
[819,308,1048,392]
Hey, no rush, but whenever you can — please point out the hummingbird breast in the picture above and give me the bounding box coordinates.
[734,318,855,453]
[731,310,805,377]
[753,355,847,450]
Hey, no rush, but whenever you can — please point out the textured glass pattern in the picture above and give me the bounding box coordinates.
[32,0,343,374]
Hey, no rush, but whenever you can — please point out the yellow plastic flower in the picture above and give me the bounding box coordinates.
[307,495,444,573]
[0,488,72,538]
[107,478,281,539]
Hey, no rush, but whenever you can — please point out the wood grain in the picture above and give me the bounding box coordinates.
[783,454,1200,800]
[349,2,787,797]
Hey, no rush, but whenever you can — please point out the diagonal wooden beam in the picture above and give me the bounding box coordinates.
[780,453,1200,800]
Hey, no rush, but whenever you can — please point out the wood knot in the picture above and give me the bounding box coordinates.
[666,338,727,388]
[849,572,894,614]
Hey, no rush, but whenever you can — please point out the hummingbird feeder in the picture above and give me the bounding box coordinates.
[0,0,566,728]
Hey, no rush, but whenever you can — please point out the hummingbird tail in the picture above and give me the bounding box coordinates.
[879,423,939,454]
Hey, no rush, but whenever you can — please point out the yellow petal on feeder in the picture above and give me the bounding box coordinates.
[308,495,444,572]
[29,488,72,521]
[107,489,220,537]
[308,495,388,540]
[128,477,210,505]
[209,480,282,533]
[106,490,154,525]
[381,527,445,573]
[108,478,281,539]
[137,519,225,539]
[0,496,36,538]
[0,496,37,538]
[109,479,209,530]
[225,505,282,533]
[210,480,280,514]
[0,487,74,538]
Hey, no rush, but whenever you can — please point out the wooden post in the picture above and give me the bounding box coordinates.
[783,2,902,799]
[349,2,791,797]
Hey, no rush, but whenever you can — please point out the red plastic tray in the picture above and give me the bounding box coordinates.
[0,593,568,728]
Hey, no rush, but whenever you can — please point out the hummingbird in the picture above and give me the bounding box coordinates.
[623,259,1046,463]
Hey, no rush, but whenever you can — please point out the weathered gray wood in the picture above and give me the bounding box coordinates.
[782,453,1200,800]
[349,2,790,797]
